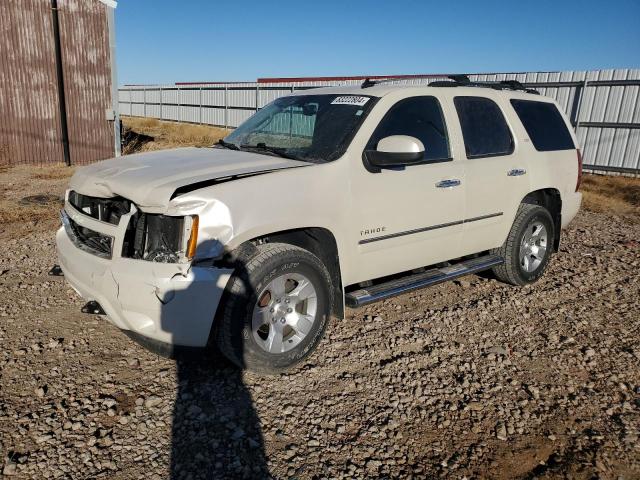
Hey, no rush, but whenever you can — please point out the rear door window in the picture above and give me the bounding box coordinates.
[510,99,575,151]
[368,96,451,162]
[454,97,514,158]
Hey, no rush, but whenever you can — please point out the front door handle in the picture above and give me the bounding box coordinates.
[436,179,462,188]
[507,168,527,177]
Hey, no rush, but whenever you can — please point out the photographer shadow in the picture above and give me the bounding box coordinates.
[161,254,270,479]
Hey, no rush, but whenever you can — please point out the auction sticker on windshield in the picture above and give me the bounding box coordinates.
[331,96,370,106]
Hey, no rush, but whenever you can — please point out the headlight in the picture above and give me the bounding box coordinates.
[143,215,183,262]
[122,213,198,263]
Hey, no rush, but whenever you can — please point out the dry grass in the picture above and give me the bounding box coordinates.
[0,201,56,226]
[31,164,76,180]
[121,116,231,154]
[0,165,72,239]
[581,173,640,218]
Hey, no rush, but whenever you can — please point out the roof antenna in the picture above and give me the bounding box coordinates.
[361,78,377,88]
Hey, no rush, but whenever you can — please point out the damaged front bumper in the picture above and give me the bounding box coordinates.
[55,201,233,350]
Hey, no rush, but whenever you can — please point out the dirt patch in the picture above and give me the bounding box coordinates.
[18,195,64,206]
[121,116,230,154]
[0,165,73,240]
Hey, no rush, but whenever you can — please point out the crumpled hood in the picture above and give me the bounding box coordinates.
[69,147,309,209]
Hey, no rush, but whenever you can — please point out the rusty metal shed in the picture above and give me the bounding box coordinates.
[0,0,120,166]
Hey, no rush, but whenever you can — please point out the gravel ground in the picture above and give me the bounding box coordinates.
[1,170,639,479]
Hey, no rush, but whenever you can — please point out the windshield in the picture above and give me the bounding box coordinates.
[222,94,376,163]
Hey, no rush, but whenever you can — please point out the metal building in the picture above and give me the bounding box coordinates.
[0,0,120,166]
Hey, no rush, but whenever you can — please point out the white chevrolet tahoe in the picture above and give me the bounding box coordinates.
[56,76,582,374]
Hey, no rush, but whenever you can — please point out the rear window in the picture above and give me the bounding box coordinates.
[454,97,514,158]
[510,100,575,151]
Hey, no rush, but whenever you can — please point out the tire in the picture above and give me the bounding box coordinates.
[215,242,333,375]
[491,203,555,286]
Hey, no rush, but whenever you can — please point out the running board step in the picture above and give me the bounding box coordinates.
[345,254,504,307]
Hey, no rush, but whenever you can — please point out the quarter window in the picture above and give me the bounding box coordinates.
[368,96,451,162]
[454,97,514,158]
[510,99,575,151]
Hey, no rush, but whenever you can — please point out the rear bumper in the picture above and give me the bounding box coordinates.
[561,191,582,229]
[56,226,233,348]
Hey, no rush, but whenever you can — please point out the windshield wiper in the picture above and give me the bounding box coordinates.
[216,139,240,150]
[240,143,303,161]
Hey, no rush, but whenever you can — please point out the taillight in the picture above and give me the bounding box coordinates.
[576,149,583,191]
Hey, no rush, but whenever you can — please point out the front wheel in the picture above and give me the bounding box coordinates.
[492,203,555,286]
[215,243,333,375]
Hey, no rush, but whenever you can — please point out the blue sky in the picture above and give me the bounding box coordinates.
[115,0,640,85]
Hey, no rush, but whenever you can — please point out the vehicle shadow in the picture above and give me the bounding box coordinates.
[162,256,270,480]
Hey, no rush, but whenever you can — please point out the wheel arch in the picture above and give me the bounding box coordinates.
[521,188,562,251]
[216,227,345,321]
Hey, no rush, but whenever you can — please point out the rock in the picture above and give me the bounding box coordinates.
[144,396,162,408]
[2,463,17,476]
[282,405,294,415]
[496,424,508,441]
[487,346,509,356]
[127,358,141,368]
[526,385,540,400]
[366,459,382,470]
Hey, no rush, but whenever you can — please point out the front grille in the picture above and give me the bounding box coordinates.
[68,191,131,226]
[61,210,113,259]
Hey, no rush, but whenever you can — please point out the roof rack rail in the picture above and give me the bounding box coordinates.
[361,78,377,88]
[360,74,449,89]
[448,74,471,84]
[429,75,540,94]
[361,74,539,94]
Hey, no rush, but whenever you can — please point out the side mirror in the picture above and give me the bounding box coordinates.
[365,135,425,170]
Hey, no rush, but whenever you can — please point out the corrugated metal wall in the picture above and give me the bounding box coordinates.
[119,69,640,174]
[58,0,115,165]
[0,0,116,166]
[0,0,63,166]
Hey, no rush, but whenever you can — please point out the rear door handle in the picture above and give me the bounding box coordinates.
[507,168,527,177]
[436,179,462,188]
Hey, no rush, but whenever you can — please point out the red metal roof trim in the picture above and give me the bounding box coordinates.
[256,74,448,84]
[174,81,257,85]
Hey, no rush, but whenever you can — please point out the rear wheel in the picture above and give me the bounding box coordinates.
[216,243,332,375]
[492,203,555,286]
